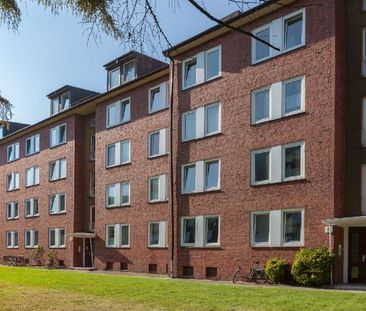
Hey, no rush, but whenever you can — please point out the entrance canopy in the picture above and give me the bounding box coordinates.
[68,232,96,239]
[323,216,366,227]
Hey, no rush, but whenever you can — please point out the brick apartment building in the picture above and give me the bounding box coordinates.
[0,0,365,284]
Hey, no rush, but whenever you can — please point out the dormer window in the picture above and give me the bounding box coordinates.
[108,67,120,90]
[123,60,136,83]
[50,92,70,116]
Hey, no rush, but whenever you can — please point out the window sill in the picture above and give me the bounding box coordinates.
[6,218,19,221]
[106,162,131,169]
[251,44,306,66]
[182,132,223,144]
[49,177,67,183]
[49,212,67,216]
[106,120,131,130]
[148,106,169,115]
[25,151,40,158]
[148,153,168,160]
[147,246,168,249]
[7,189,20,193]
[25,184,40,188]
[106,246,131,249]
[6,247,19,249]
[180,245,221,249]
[49,246,66,249]
[251,111,306,127]
[181,188,222,196]
[148,199,169,205]
[251,178,306,187]
[106,204,131,209]
[251,244,303,248]
[25,215,40,219]
[182,75,222,92]
[49,142,67,149]
[7,158,20,164]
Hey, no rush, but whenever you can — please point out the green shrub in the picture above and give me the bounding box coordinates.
[30,246,44,265]
[265,257,288,283]
[291,246,335,287]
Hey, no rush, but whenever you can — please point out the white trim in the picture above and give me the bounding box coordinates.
[105,224,130,248]
[148,174,167,203]
[281,141,305,182]
[25,134,40,156]
[25,229,38,249]
[282,76,305,117]
[49,193,66,214]
[6,231,19,248]
[205,45,222,82]
[25,198,39,218]
[7,142,20,162]
[106,139,131,167]
[49,123,67,147]
[122,60,136,84]
[148,221,167,248]
[204,158,221,191]
[106,181,130,208]
[6,202,19,220]
[106,97,131,128]
[251,24,271,64]
[251,211,271,247]
[49,228,66,248]
[108,67,121,90]
[283,9,306,53]
[281,209,305,247]
[204,102,222,136]
[251,86,271,124]
[251,148,271,185]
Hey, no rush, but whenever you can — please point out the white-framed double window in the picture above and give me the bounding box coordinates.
[49,194,66,215]
[50,93,70,116]
[182,102,221,142]
[106,182,130,207]
[49,228,65,248]
[182,159,220,194]
[149,82,169,113]
[26,134,40,156]
[182,46,221,90]
[7,142,19,162]
[25,230,39,248]
[106,140,130,167]
[106,224,130,248]
[6,231,18,248]
[181,215,220,247]
[25,198,39,217]
[148,221,167,248]
[6,202,19,220]
[106,98,131,128]
[362,28,366,76]
[108,67,121,90]
[25,166,40,187]
[49,159,66,181]
[251,209,304,247]
[148,129,168,158]
[50,124,67,147]
[252,9,305,63]
[148,175,167,202]
[251,141,305,185]
[7,172,19,191]
[252,76,305,124]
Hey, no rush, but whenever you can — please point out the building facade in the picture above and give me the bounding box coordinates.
[0,0,365,283]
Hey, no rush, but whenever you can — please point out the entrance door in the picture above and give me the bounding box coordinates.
[84,238,95,268]
[349,227,366,283]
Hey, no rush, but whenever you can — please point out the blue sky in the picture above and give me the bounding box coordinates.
[0,1,240,124]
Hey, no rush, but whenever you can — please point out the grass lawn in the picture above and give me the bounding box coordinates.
[0,267,365,311]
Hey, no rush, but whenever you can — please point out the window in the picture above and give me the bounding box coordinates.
[363,0,366,10]
[50,93,70,115]
[25,198,39,217]
[49,159,67,181]
[363,28,366,76]
[25,230,38,248]
[7,142,19,162]
[7,172,19,191]
[182,46,221,89]
[251,209,304,247]
[148,129,168,158]
[149,82,169,113]
[89,206,95,231]
[251,9,305,63]
[49,194,66,214]
[49,228,65,248]
[106,98,131,128]
[251,141,304,185]
[105,224,130,248]
[148,175,167,202]
[6,202,19,220]
[182,102,221,141]
[123,61,136,83]
[89,172,95,197]
[90,135,96,161]
[108,67,120,90]
[50,124,67,147]
[0,126,3,139]
[106,182,130,207]
[6,231,18,248]
[106,140,130,167]
[26,134,40,156]
[181,216,220,247]
[182,159,220,194]
[251,76,304,124]
[148,221,166,247]
[25,166,40,187]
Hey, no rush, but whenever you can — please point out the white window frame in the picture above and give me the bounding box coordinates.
[182,102,222,142]
[251,209,304,248]
[26,134,40,156]
[7,142,20,162]
[281,141,305,182]
[25,229,38,248]
[25,166,40,187]
[49,193,66,215]
[49,228,66,248]
[148,175,167,203]
[251,9,306,64]
[25,198,39,218]
[106,98,131,128]
[106,182,130,208]
[49,158,67,181]
[122,60,136,83]
[251,86,271,124]
[148,82,169,114]
[182,45,221,90]
[105,224,130,248]
[108,67,121,90]
[106,140,131,168]
[181,215,220,248]
[148,221,167,248]
[282,76,305,117]
[6,202,19,220]
[6,231,18,248]
[148,129,168,158]
[49,123,67,147]
[7,172,19,191]
[362,28,366,76]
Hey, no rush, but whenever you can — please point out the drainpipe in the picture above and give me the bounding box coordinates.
[168,56,175,278]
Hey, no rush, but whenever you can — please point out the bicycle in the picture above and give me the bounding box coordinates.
[232,261,267,284]
[6,256,17,266]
